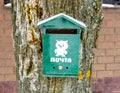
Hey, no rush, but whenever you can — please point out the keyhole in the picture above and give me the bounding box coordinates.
[58,66,63,70]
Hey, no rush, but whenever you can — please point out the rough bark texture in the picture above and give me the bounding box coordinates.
[11,0,103,93]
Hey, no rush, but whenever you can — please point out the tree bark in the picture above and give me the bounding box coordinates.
[11,0,103,93]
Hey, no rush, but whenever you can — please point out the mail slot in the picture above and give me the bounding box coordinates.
[37,13,86,77]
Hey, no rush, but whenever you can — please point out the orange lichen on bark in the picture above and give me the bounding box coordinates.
[78,70,83,80]
[25,2,39,45]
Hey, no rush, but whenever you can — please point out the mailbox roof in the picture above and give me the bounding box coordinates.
[37,13,86,28]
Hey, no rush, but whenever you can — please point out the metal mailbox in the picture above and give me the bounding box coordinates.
[37,13,86,77]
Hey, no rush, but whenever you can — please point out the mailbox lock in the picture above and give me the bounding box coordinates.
[58,66,63,70]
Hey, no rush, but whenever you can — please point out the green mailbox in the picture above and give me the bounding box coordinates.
[37,13,86,77]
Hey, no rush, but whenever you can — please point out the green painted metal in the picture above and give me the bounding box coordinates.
[37,13,86,77]
[42,34,80,77]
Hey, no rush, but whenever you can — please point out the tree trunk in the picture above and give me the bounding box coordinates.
[11,0,103,93]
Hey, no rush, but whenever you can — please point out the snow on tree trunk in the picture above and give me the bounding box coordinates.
[11,0,103,93]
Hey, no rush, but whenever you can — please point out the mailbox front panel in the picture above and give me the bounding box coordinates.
[42,34,80,77]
